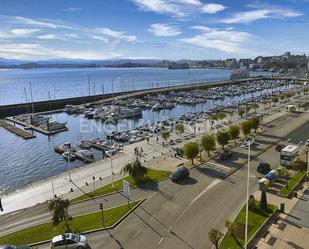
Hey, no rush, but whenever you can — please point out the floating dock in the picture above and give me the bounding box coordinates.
[0,120,36,139]
[6,117,68,136]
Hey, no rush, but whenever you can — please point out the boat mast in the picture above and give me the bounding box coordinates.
[24,87,29,114]
[29,81,35,114]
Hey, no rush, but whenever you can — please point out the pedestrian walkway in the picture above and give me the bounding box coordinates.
[256,182,309,249]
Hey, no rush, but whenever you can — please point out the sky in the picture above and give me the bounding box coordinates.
[0,0,308,60]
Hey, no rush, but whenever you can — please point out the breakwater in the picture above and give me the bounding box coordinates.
[0,77,302,118]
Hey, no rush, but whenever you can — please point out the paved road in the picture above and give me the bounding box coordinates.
[32,112,308,249]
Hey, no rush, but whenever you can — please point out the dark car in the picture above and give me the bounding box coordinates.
[170,166,189,181]
[275,144,286,152]
[219,150,232,160]
[257,162,271,174]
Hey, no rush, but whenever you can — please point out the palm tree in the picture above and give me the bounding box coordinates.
[48,198,72,232]
[123,158,148,183]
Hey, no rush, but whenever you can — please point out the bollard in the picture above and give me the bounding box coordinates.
[85,182,89,186]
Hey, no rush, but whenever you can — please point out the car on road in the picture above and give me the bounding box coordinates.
[240,139,255,149]
[219,150,232,160]
[275,144,286,152]
[51,233,88,249]
[170,166,189,182]
[257,162,271,174]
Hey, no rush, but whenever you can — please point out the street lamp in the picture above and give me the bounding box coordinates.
[67,151,72,182]
[244,140,251,249]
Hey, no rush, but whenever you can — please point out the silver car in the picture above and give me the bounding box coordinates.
[51,233,88,249]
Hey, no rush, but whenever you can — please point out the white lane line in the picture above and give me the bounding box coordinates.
[207,161,230,170]
[173,179,222,226]
[158,237,164,244]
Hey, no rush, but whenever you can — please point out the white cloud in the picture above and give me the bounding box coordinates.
[0,43,123,60]
[0,28,39,39]
[13,16,74,29]
[174,0,201,5]
[37,34,60,40]
[94,27,136,42]
[90,35,109,43]
[222,8,303,24]
[182,27,251,53]
[61,7,81,12]
[148,23,181,37]
[202,3,226,14]
[131,0,184,16]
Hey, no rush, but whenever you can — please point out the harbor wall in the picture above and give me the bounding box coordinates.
[0,77,303,118]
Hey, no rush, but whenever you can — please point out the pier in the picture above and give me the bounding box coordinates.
[0,77,305,118]
[0,120,35,139]
[6,117,68,136]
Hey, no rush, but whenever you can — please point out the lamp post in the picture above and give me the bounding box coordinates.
[67,151,72,182]
[244,140,251,249]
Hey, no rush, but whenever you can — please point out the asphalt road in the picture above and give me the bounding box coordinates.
[32,111,309,249]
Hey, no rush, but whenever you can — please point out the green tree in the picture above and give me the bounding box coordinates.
[241,121,252,138]
[260,190,268,211]
[175,123,185,138]
[208,228,223,249]
[201,135,216,156]
[272,96,279,105]
[216,112,226,124]
[225,220,237,239]
[249,116,260,133]
[48,198,72,232]
[183,142,200,164]
[161,130,170,146]
[280,94,285,102]
[238,108,245,118]
[248,195,256,211]
[245,105,251,116]
[216,131,230,150]
[251,103,259,113]
[123,158,148,183]
[292,159,306,171]
[228,125,240,145]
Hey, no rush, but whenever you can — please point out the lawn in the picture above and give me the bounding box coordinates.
[219,201,276,249]
[0,201,140,245]
[72,168,170,202]
[279,171,306,197]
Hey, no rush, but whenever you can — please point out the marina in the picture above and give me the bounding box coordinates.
[0,76,302,195]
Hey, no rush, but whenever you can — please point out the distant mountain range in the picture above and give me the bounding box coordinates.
[0,57,180,68]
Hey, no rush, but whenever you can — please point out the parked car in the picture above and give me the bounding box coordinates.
[240,139,255,149]
[257,162,271,174]
[219,150,232,160]
[275,144,286,152]
[170,166,189,182]
[51,233,88,249]
[175,148,183,157]
[306,139,309,147]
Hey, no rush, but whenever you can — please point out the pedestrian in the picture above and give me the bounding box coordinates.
[162,141,165,147]
[147,137,149,144]
[156,136,159,143]
[140,147,143,153]
[0,197,3,212]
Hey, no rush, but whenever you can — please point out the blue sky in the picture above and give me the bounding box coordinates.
[0,0,308,60]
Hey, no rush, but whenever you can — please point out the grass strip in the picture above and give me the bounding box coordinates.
[220,201,275,249]
[0,201,139,245]
[279,171,306,197]
[72,168,170,202]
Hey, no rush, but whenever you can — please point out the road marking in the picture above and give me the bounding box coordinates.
[173,179,222,226]
[158,237,164,244]
[207,161,230,170]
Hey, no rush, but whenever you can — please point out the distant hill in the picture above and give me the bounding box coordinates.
[0,58,173,69]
